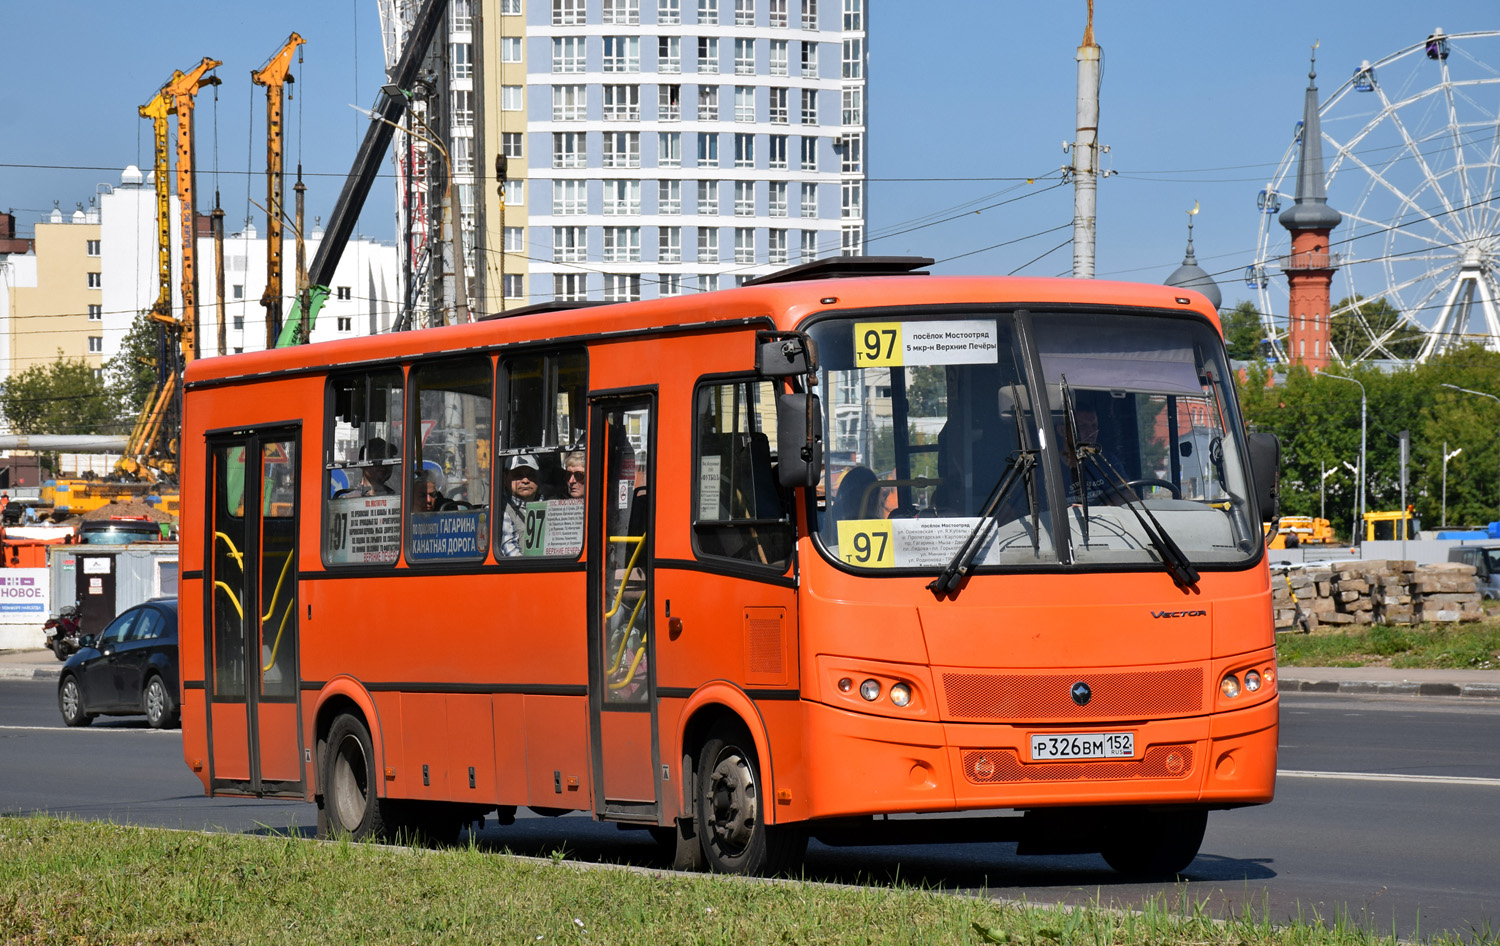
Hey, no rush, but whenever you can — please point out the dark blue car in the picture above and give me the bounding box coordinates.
[57,599,179,729]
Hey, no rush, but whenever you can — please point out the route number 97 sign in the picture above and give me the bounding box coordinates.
[853,319,999,368]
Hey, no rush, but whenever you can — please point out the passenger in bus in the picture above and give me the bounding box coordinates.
[345,437,395,497]
[500,454,542,556]
[416,470,445,511]
[833,466,879,522]
[562,450,587,498]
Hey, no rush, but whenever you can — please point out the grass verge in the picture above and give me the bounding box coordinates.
[0,815,1483,945]
[1276,617,1500,669]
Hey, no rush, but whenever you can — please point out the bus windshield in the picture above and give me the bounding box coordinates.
[811,310,1261,573]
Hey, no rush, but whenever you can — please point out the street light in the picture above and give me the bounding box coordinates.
[1442,442,1462,528]
[1321,462,1339,522]
[1441,382,1500,523]
[1325,373,1367,546]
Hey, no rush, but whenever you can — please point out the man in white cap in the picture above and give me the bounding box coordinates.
[500,454,542,556]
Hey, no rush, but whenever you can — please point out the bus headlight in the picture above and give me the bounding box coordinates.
[1220,674,1241,699]
[859,679,881,702]
[889,682,911,707]
[1244,670,1262,692]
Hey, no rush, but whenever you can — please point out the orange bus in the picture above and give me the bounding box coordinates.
[178,257,1281,876]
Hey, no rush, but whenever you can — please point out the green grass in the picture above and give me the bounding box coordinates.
[1275,616,1500,669]
[0,816,1489,945]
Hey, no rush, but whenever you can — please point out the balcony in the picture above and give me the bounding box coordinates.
[1280,252,1340,272]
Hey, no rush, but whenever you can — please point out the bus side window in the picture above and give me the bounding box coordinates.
[497,349,588,558]
[692,379,794,569]
[406,356,493,565]
[324,369,404,567]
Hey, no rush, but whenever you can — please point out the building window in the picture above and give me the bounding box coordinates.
[233,284,244,300]
[554,226,587,262]
[734,38,755,75]
[659,0,681,24]
[503,180,525,206]
[800,229,817,262]
[504,227,525,252]
[842,0,861,29]
[452,89,474,126]
[839,132,862,173]
[842,86,862,125]
[659,180,682,214]
[659,131,682,167]
[501,85,524,112]
[86,272,101,289]
[800,88,817,125]
[555,273,587,301]
[768,87,788,124]
[452,137,475,175]
[603,84,641,120]
[699,273,719,292]
[800,182,818,217]
[697,85,719,120]
[842,37,863,79]
[768,39,788,76]
[604,179,643,215]
[801,0,817,29]
[697,180,719,214]
[452,0,475,29]
[841,224,862,255]
[734,227,754,263]
[337,316,353,332]
[603,0,640,24]
[768,181,788,216]
[659,83,681,120]
[504,274,525,299]
[553,0,583,23]
[554,180,586,215]
[603,131,642,168]
[88,336,103,353]
[697,132,719,166]
[553,36,586,72]
[603,227,642,262]
[768,228,788,263]
[453,42,475,78]
[500,37,522,63]
[552,84,586,121]
[735,0,754,25]
[697,37,719,72]
[769,0,787,26]
[800,40,817,76]
[841,180,862,218]
[603,274,642,301]
[733,181,754,216]
[233,315,244,330]
[660,273,683,296]
[768,134,788,169]
[86,239,100,257]
[799,136,818,171]
[659,36,681,73]
[88,304,102,321]
[735,86,755,122]
[659,226,682,261]
[337,286,353,300]
[698,0,718,25]
[502,132,524,159]
[500,0,521,13]
[603,36,640,72]
[697,226,720,261]
[734,133,754,168]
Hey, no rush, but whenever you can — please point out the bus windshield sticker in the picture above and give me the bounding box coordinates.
[838,517,1005,569]
[699,456,723,520]
[522,498,585,557]
[406,510,488,563]
[326,495,401,564]
[853,320,999,368]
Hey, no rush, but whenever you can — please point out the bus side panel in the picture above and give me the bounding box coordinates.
[446,694,498,804]
[490,693,529,805]
[209,702,250,781]
[523,694,592,810]
[181,689,210,793]
[401,693,450,798]
[1211,586,1275,657]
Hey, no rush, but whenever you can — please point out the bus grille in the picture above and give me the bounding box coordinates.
[941,668,1203,721]
[960,745,1195,784]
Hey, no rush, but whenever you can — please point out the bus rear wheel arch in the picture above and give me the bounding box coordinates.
[322,712,391,841]
[693,721,805,875]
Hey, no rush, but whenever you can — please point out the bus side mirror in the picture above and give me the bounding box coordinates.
[756,332,816,377]
[776,393,823,488]
[1246,432,1280,522]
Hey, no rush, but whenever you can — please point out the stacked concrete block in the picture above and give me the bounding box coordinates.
[1272,560,1484,631]
[1411,562,1485,623]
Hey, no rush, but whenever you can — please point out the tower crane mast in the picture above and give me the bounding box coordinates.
[252,33,305,350]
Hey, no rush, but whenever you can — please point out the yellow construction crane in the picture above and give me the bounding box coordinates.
[252,33,304,350]
[163,57,221,368]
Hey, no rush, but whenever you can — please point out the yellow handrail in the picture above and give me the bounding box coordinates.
[214,531,245,569]
[214,581,243,619]
[603,535,646,620]
[608,634,648,691]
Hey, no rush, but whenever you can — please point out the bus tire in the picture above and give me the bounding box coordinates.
[324,713,390,841]
[1099,808,1207,877]
[694,723,805,875]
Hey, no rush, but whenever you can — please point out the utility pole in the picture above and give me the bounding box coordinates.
[1070,0,1101,279]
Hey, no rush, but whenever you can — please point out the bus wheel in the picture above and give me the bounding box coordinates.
[694,724,805,875]
[324,713,389,841]
[1099,808,1207,877]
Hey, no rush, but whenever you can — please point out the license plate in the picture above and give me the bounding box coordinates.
[1030,731,1134,761]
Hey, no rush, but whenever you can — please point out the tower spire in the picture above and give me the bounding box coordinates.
[1279,41,1341,372]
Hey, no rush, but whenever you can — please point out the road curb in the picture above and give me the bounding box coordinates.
[0,667,60,681]
[1282,678,1500,699]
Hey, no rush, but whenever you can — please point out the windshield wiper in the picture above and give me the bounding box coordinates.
[1077,449,1200,590]
[1058,377,1090,546]
[928,450,1037,599]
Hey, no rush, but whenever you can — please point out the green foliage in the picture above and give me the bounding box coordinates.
[904,366,947,417]
[1275,617,1500,670]
[0,351,121,436]
[1331,295,1426,362]
[106,312,165,419]
[1221,299,1265,361]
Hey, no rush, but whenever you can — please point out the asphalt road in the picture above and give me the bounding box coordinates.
[3,680,1498,941]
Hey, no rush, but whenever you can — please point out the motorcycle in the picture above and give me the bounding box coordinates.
[43,604,82,661]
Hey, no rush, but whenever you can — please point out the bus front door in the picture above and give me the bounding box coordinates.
[205,430,305,797]
[587,394,659,821]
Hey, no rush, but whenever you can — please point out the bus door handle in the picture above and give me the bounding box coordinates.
[665,599,683,639]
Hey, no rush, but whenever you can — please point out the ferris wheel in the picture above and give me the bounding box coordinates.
[1249,29,1500,365]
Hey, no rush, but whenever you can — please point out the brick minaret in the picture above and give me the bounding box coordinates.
[1279,52,1342,372]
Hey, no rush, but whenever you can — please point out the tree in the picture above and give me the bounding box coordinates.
[106,313,165,420]
[1331,295,1425,363]
[0,352,122,436]
[904,366,947,417]
[1221,300,1265,361]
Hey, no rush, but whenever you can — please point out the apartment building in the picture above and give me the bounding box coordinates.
[2,203,105,374]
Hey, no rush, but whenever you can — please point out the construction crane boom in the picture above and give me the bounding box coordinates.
[163,57,221,366]
[252,33,305,350]
[137,91,173,322]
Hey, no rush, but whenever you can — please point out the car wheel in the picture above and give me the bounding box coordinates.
[1099,808,1207,877]
[322,713,391,841]
[143,675,177,729]
[58,676,93,727]
[694,723,805,875]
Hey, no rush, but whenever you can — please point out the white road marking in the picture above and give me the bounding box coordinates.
[0,725,176,734]
[1280,768,1500,786]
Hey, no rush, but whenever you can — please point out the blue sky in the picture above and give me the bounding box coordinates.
[3,1,1495,315]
